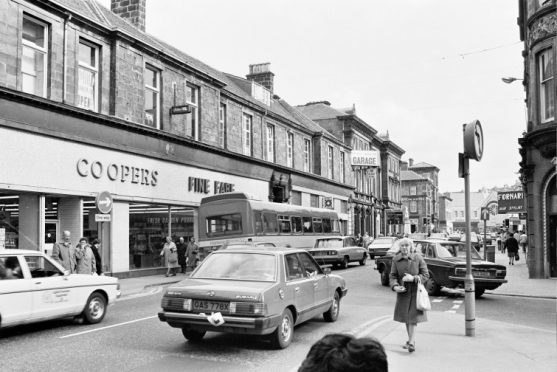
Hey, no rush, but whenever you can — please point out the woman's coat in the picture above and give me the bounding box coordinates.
[389,253,429,324]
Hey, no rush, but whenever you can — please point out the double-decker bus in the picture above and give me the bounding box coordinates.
[198,192,341,259]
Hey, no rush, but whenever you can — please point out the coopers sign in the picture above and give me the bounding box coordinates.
[497,191,525,214]
[350,150,380,167]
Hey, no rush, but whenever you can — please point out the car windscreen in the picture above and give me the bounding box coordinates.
[315,239,343,249]
[371,238,395,245]
[436,245,454,258]
[192,252,276,281]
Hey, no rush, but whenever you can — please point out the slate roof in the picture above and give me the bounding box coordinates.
[410,161,439,170]
[296,103,347,121]
[401,170,427,182]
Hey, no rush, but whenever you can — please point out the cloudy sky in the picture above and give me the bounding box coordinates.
[100,0,525,193]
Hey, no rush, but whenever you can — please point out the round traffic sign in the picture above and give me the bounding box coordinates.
[95,191,113,214]
[463,120,484,161]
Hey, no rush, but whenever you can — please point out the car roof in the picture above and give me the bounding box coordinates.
[416,239,465,245]
[0,249,43,255]
[213,246,305,254]
[316,236,345,240]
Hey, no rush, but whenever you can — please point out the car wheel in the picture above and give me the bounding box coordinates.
[82,292,107,324]
[475,288,485,298]
[182,328,206,342]
[323,291,340,322]
[380,267,390,286]
[340,256,349,269]
[359,254,367,266]
[424,275,441,296]
[270,309,293,349]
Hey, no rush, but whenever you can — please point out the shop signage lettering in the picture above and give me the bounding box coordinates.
[350,150,379,167]
[188,176,235,195]
[497,191,525,214]
[146,216,193,224]
[77,159,158,186]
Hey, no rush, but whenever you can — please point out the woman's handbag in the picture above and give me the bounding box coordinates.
[515,253,520,261]
[416,277,431,311]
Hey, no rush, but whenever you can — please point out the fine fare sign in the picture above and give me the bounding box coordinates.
[350,150,380,167]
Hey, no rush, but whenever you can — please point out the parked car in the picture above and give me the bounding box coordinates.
[460,232,482,251]
[374,239,507,298]
[367,237,398,259]
[0,249,120,329]
[158,246,348,349]
[428,233,448,240]
[308,236,368,268]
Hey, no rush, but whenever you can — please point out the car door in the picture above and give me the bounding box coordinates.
[284,253,314,323]
[0,255,33,327]
[345,238,356,260]
[298,252,330,314]
[24,254,77,321]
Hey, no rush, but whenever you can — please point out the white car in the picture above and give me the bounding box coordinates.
[0,249,120,329]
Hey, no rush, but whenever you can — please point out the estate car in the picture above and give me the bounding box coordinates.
[308,236,368,268]
[0,249,120,329]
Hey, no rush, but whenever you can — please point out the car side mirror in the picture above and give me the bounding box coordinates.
[322,267,332,275]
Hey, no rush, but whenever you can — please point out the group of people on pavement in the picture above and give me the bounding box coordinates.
[497,229,527,265]
[159,236,199,277]
[51,230,102,275]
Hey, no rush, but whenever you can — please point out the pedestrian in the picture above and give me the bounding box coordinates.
[389,237,429,353]
[75,237,96,275]
[176,236,187,274]
[362,231,371,248]
[51,230,76,273]
[519,231,527,254]
[90,239,103,275]
[297,333,388,372]
[355,233,363,247]
[185,237,199,271]
[500,231,507,254]
[160,236,179,277]
[504,232,519,265]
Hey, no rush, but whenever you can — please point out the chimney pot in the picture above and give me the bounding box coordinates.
[409,158,414,167]
[246,62,274,93]
[111,0,146,32]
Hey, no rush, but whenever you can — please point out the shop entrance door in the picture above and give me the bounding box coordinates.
[44,221,58,256]
[549,215,556,278]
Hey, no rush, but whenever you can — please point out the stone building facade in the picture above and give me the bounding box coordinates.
[517,0,557,278]
[0,0,353,276]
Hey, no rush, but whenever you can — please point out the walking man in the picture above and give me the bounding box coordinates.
[185,237,199,272]
[51,230,76,273]
[176,237,187,274]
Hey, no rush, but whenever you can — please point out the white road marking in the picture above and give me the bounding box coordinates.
[354,316,393,338]
[450,305,460,310]
[349,315,392,337]
[446,310,457,313]
[432,299,444,303]
[116,286,162,301]
[453,300,463,304]
[59,315,157,339]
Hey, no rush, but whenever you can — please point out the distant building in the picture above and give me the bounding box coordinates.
[517,0,556,278]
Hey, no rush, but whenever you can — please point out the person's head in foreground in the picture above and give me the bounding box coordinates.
[298,333,388,372]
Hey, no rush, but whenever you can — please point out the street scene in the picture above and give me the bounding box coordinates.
[0,0,556,371]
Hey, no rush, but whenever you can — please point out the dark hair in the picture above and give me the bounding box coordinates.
[91,239,100,245]
[298,333,388,372]
[79,237,88,244]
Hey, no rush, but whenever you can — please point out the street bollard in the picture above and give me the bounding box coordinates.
[486,245,495,263]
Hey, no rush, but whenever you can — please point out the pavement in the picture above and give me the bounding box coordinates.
[116,250,556,372]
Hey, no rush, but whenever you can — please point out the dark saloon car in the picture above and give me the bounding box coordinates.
[158,247,348,349]
[308,236,368,269]
[374,239,507,298]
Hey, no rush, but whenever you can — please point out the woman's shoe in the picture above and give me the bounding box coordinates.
[402,341,410,349]
[165,274,169,277]
[408,342,415,353]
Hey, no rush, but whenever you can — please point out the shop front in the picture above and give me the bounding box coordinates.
[0,125,269,276]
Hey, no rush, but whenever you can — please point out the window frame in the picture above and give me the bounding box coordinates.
[186,82,200,139]
[77,38,99,112]
[287,132,294,168]
[144,63,160,129]
[327,145,334,179]
[21,14,49,97]
[339,151,345,183]
[218,102,227,148]
[538,48,555,123]
[266,123,275,162]
[303,138,312,172]
[242,113,253,156]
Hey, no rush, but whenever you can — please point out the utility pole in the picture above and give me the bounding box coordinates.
[459,120,484,337]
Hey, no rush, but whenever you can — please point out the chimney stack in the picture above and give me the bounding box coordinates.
[401,161,408,171]
[111,0,146,32]
[246,63,274,93]
[409,158,414,167]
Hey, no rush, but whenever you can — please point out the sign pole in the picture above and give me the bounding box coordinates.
[462,153,475,337]
[483,220,487,261]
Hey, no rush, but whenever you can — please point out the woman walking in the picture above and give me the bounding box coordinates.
[160,236,179,277]
[389,238,429,353]
[75,237,96,275]
[504,232,519,265]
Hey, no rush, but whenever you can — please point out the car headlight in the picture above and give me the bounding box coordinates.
[182,298,192,311]
[455,267,466,276]
[329,250,338,255]
[495,270,506,277]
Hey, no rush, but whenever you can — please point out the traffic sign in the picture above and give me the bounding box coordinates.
[95,214,111,222]
[95,191,113,214]
[480,207,490,221]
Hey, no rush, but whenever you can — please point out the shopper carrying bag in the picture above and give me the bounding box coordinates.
[416,277,431,311]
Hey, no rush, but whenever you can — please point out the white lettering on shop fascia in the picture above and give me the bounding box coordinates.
[188,176,234,195]
[77,158,158,186]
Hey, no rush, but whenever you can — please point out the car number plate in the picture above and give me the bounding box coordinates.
[193,300,229,312]
[473,271,491,278]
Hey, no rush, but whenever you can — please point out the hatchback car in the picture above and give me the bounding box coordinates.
[0,249,120,329]
[158,247,348,349]
[308,236,368,268]
[367,237,398,259]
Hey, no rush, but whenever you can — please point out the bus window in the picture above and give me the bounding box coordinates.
[302,217,313,233]
[322,218,332,233]
[291,216,303,233]
[331,219,340,233]
[279,215,291,233]
[206,213,242,235]
[313,218,323,233]
[263,212,278,233]
[254,211,263,235]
